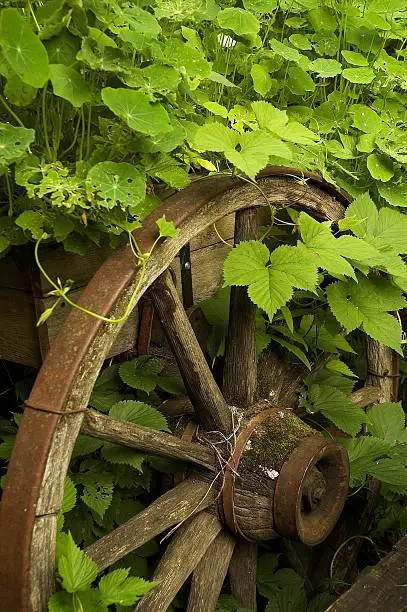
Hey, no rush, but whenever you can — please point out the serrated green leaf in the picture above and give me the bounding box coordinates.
[369,402,406,442]
[102,88,171,136]
[273,121,319,145]
[119,356,165,393]
[57,532,98,592]
[368,459,407,486]
[342,436,391,487]
[156,215,179,239]
[101,443,145,471]
[193,122,239,152]
[48,591,74,612]
[217,8,259,36]
[62,476,77,514]
[49,64,91,107]
[78,468,114,518]
[326,359,357,378]
[0,8,49,88]
[270,334,311,369]
[223,240,270,287]
[306,384,367,435]
[344,192,378,239]
[109,400,169,431]
[342,67,375,83]
[251,64,272,96]
[225,130,292,179]
[87,162,145,210]
[367,153,394,182]
[72,435,103,458]
[99,568,158,606]
[251,101,288,131]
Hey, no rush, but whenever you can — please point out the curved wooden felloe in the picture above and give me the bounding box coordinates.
[0,167,375,612]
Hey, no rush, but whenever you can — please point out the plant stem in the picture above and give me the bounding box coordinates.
[0,93,25,127]
[5,170,13,216]
[42,85,53,161]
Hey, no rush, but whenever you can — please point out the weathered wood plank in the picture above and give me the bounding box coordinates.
[149,272,232,434]
[137,512,223,612]
[81,410,217,471]
[187,530,236,612]
[229,540,258,611]
[86,479,216,572]
[223,208,259,407]
[328,536,407,611]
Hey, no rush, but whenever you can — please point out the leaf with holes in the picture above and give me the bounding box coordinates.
[87,162,145,210]
[0,123,35,166]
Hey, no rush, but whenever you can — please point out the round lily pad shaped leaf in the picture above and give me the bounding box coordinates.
[87,162,146,210]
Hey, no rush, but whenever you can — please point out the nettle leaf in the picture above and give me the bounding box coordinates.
[342,67,375,83]
[367,153,394,182]
[99,568,158,606]
[0,123,35,166]
[369,459,407,486]
[312,58,342,78]
[326,275,406,353]
[119,356,165,393]
[102,88,171,136]
[341,50,368,66]
[350,104,382,134]
[62,476,77,515]
[49,64,92,107]
[77,467,114,518]
[101,443,145,472]
[252,101,288,131]
[251,64,272,96]
[57,532,98,592]
[193,122,239,152]
[217,8,260,36]
[342,437,391,486]
[223,241,318,320]
[109,400,169,431]
[305,384,366,436]
[326,359,357,378]
[369,402,407,442]
[87,162,145,210]
[225,130,292,179]
[298,212,378,279]
[0,8,49,88]
[344,192,378,238]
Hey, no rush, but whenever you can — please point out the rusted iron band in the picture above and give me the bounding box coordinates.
[222,408,278,540]
[24,402,90,416]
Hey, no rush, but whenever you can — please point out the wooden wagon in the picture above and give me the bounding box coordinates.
[0,167,404,611]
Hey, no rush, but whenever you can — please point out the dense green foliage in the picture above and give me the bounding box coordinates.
[0,0,406,254]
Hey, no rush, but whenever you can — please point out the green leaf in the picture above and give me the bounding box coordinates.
[109,400,169,431]
[350,104,382,134]
[101,443,145,471]
[342,436,391,486]
[251,64,272,96]
[243,0,277,12]
[326,275,406,353]
[57,532,98,592]
[378,182,407,208]
[102,88,171,136]
[341,50,368,66]
[306,384,366,436]
[15,210,45,240]
[312,58,342,78]
[225,130,292,179]
[326,359,357,378]
[266,585,307,612]
[164,38,210,78]
[0,123,35,166]
[223,240,270,286]
[49,64,91,107]
[270,334,311,370]
[344,192,378,239]
[0,8,49,88]
[289,34,312,51]
[217,8,260,36]
[269,38,304,65]
[119,356,165,393]
[368,459,407,486]
[62,476,77,514]
[204,102,228,118]
[99,568,158,606]
[87,162,145,210]
[156,215,179,239]
[369,402,406,442]
[367,153,394,182]
[4,73,37,107]
[77,467,114,518]
[252,101,288,131]
[193,122,239,152]
[342,67,375,83]
[48,591,75,612]
[273,122,319,146]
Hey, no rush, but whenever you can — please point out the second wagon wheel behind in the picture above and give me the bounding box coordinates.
[0,168,388,612]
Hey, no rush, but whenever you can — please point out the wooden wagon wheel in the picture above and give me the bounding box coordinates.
[0,167,393,612]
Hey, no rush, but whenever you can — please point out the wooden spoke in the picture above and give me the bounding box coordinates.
[159,396,194,418]
[81,411,216,471]
[149,271,232,434]
[348,385,380,409]
[137,512,223,612]
[223,208,260,407]
[187,530,236,612]
[85,479,216,572]
[228,540,258,611]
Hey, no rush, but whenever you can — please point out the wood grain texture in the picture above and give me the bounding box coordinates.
[86,479,216,572]
[149,271,232,434]
[223,209,259,408]
[229,539,258,611]
[187,530,236,612]
[81,410,217,470]
[328,536,407,611]
[136,512,223,612]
